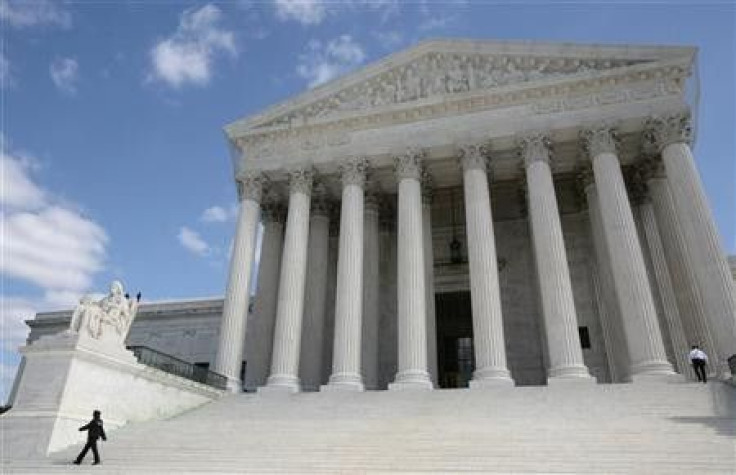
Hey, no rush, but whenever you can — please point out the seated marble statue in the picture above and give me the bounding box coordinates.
[68,281,140,340]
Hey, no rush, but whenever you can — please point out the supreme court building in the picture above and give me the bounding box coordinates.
[206,39,736,393]
[15,39,736,403]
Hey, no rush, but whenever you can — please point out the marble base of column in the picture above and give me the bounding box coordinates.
[321,373,365,392]
[258,374,301,394]
[388,370,434,390]
[468,368,515,389]
[546,367,597,385]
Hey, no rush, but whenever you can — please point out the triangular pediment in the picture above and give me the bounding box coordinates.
[226,39,695,136]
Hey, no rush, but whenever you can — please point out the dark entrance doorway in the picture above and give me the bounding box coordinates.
[435,291,475,388]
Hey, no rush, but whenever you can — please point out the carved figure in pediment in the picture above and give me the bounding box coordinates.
[446,56,470,93]
[505,59,526,84]
[427,54,448,95]
[374,76,397,106]
[398,64,422,102]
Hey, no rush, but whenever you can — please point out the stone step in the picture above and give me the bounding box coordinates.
[4,382,733,473]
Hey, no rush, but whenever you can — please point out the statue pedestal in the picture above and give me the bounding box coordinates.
[1,330,222,459]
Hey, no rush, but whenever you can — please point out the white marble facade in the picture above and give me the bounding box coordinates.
[217,39,736,392]
[17,39,736,398]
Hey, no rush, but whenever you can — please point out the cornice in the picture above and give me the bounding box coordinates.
[232,59,689,165]
[226,40,694,136]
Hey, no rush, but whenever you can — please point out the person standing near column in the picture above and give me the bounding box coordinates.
[688,345,708,383]
[645,112,736,377]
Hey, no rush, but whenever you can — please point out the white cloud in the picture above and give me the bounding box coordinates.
[1,207,107,290]
[0,152,108,291]
[50,57,79,95]
[274,0,327,26]
[149,4,236,89]
[0,0,72,29]
[297,35,365,88]
[273,0,398,26]
[178,226,210,256]
[1,145,109,404]
[201,206,230,223]
[1,151,45,210]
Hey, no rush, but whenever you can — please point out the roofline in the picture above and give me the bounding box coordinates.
[224,38,696,136]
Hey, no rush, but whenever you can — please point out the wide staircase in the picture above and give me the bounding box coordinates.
[4,381,735,473]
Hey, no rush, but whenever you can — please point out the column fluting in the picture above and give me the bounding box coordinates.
[361,184,381,390]
[645,112,736,376]
[519,133,593,382]
[214,172,265,392]
[422,172,438,386]
[244,193,284,391]
[299,185,331,391]
[579,170,629,382]
[325,158,367,391]
[580,126,675,380]
[460,144,513,388]
[646,164,715,380]
[631,169,691,376]
[389,149,433,390]
[262,168,314,393]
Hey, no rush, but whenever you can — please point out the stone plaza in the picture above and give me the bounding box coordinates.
[4,39,736,473]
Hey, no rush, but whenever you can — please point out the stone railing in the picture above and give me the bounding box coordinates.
[127,345,227,390]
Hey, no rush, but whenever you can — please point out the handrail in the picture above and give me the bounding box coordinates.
[126,345,227,390]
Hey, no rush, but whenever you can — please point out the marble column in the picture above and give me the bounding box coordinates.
[389,149,433,390]
[580,126,675,380]
[645,112,736,376]
[519,134,593,383]
[459,144,513,388]
[214,172,265,392]
[630,167,691,376]
[244,192,284,391]
[299,184,331,391]
[646,162,714,380]
[421,172,438,386]
[579,170,629,382]
[262,168,314,393]
[378,200,398,389]
[362,184,381,390]
[325,158,367,391]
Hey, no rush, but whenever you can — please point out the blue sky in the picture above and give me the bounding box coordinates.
[2,0,734,402]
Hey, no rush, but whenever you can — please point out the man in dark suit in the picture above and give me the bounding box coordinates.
[73,410,107,465]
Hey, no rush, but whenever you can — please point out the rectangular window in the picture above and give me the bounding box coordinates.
[579,327,591,349]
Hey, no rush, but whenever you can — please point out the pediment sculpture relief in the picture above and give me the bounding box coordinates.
[68,280,141,342]
[258,53,647,128]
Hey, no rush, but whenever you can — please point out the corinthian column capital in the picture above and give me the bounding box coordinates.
[580,124,619,158]
[338,157,368,188]
[236,171,267,203]
[458,143,488,172]
[394,147,425,181]
[517,132,552,167]
[287,167,314,196]
[643,111,693,152]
